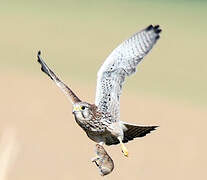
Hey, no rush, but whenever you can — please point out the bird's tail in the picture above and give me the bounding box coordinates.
[121,122,158,143]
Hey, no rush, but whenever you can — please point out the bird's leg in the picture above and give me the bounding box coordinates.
[118,137,128,157]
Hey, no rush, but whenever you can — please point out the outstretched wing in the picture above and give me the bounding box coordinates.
[37,51,81,104]
[95,25,161,121]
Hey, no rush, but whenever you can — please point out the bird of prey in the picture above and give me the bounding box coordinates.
[37,24,161,157]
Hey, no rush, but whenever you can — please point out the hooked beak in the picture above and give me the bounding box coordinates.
[72,105,81,113]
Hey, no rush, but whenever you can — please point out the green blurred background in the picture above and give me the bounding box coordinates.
[1,0,207,105]
[0,0,207,180]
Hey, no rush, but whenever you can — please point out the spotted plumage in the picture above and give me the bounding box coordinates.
[37,24,161,157]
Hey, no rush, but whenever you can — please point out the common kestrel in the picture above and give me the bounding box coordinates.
[37,24,161,157]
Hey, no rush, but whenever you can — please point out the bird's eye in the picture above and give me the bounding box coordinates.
[80,106,86,110]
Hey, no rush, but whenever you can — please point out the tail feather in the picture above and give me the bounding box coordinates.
[122,122,158,143]
[105,122,158,146]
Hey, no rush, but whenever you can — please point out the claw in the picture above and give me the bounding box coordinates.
[121,143,128,157]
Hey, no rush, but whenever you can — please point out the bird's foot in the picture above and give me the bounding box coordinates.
[121,143,128,157]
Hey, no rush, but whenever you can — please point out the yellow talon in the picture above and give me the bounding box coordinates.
[121,143,128,157]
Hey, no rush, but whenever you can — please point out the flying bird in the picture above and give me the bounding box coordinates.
[37,24,161,157]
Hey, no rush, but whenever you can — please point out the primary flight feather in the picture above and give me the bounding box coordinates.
[37,24,161,157]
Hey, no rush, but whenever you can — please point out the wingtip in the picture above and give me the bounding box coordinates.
[155,35,160,40]
[154,25,160,29]
[146,24,162,35]
[153,25,162,34]
[146,24,153,31]
[37,50,42,63]
[38,50,41,56]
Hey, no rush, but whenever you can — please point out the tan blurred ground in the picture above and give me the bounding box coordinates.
[0,0,207,179]
[0,73,206,180]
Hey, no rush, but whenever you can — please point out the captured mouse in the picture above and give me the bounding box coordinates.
[91,144,114,176]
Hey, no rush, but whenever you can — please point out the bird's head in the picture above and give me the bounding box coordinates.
[72,102,94,121]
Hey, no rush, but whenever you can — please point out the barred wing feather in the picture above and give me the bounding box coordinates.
[95,25,161,121]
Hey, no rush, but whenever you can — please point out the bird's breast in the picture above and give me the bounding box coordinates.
[74,115,106,133]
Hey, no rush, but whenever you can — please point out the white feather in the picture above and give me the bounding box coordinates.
[95,25,161,121]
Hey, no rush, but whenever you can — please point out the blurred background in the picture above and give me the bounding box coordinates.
[0,0,207,179]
